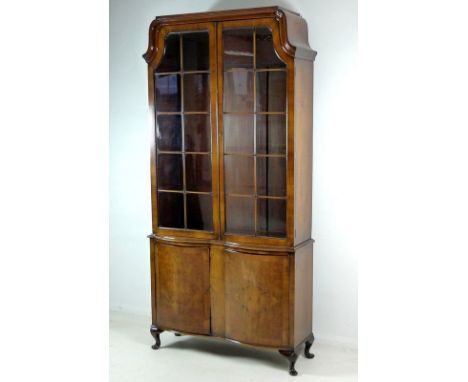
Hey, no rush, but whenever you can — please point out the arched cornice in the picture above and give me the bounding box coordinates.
[142,17,165,64]
[143,6,316,64]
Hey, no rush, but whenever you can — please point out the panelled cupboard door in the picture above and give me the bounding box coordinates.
[155,242,211,334]
[149,22,219,240]
[224,250,291,348]
[217,19,295,247]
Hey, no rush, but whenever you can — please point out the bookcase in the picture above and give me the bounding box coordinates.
[144,6,316,375]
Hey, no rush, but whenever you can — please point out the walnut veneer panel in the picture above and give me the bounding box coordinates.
[224,250,290,347]
[155,242,210,334]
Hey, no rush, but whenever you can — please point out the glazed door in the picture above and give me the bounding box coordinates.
[217,20,294,246]
[150,22,219,238]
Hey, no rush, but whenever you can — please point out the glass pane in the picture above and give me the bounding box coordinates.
[256,115,286,154]
[255,27,286,69]
[185,154,211,192]
[183,73,210,112]
[157,154,183,190]
[224,115,254,154]
[183,32,209,71]
[156,34,180,72]
[224,155,254,195]
[155,74,181,112]
[156,115,182,151]
[184,115,210,152]
[256,71,286,112]
[158,192,184,228]
[257,198,286,237]
[223,29,253,69]
[257,157,286,196]
[226,196,254,234]
[224,71,254,112]
[186,193,213,231]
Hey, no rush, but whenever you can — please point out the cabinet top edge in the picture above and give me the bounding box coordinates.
[143,6,316,64]
[151,6,300,23]
[148,234,314,254]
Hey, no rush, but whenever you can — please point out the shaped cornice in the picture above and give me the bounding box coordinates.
[143,6,316,64]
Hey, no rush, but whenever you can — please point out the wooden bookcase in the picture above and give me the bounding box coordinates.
[143,6,316,375]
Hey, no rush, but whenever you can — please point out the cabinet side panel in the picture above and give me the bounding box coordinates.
[150,240,157,324]
[294,240,313,346]
[210,244,225,336]
[294,58,314,244]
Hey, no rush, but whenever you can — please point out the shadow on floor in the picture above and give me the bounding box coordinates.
[162,335,305,372]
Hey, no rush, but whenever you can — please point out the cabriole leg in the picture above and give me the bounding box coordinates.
[150,325,164,350]
[305,333,315,359]
[278,349,299,376]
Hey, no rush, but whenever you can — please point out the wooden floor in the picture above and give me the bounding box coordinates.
[110,311,357,382]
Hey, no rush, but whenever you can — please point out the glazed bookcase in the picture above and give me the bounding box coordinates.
[143,6,316,376]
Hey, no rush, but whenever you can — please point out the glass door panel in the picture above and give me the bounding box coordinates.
[222,26,287,238]
[224,115,254,154]
[184,115,210,152]
[185,154,212,192]
[155,74,181,112]
[154,30,213,231]
[256,115,286,154]
[255,27,286,69]
[183,73,210,111]
[224,155,254,195]
[157,154,183,190]
[156,115,182,151]
[183,32,209,71]
[226,196,255,234]
[257,198,287,237]
[186,193,213,231]
[256,71,287,112]
[223,29,253,69]
[223,71,254,112]
[157,192,184,228]
[256,157,286,197]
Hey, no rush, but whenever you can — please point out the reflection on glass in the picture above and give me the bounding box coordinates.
[156,34,180,72]
[186,193,213,231]
[158,192,184,228]
[184,115,210,152]
[224,71,254,112]
[224,155,254,195]
[155,74,181,112]
[183,74,210,111]
[255,27,286,69]
[226,196,254,234]
[256,115,286,154]
[157,154,183,190]
[256,71,286,112]
[185,154,212,192]
[224,115,254,154]
[183,32,209,71]
[223,29,253,69]
[257,198,286,237]
[257,157,286,197]
[157,115,182,151]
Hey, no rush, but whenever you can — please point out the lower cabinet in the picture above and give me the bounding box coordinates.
[223,250,291,348]
[155,242,211,335]
[152,239,314,375]
[154,242,304,349]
